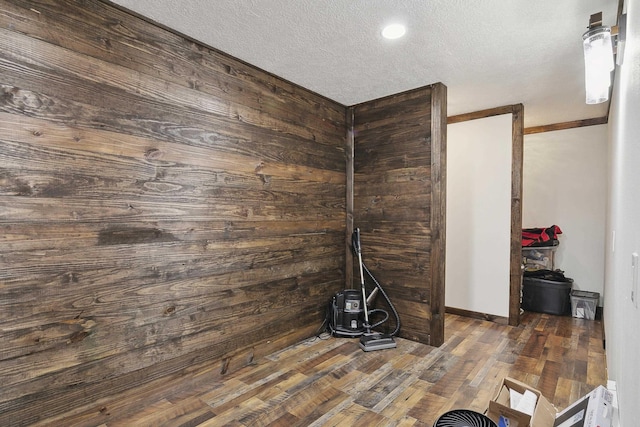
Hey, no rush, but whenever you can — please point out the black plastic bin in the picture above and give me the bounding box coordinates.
[522,270,573,315]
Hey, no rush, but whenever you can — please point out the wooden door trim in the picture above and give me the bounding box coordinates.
[429,83,448,346]
[510,105,524,326]
[523,116,607,135]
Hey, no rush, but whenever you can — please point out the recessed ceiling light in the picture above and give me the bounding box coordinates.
[382,24,406,40]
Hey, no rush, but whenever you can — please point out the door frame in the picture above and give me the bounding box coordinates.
[447,104,524,326]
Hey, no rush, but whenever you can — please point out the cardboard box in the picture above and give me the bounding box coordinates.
[553,385,613,427]
[487,377,557,427]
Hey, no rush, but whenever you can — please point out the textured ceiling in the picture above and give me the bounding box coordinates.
[110,0,618,127]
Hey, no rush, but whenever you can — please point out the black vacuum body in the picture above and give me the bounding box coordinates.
[328,289,366,338]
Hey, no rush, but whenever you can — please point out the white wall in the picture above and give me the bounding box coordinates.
[605,0,640,424]
[446,114,512,317]
[523,126,607,299]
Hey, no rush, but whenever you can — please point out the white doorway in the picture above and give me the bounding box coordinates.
[446,113,514,318]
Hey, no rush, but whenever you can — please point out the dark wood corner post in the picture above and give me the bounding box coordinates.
[429,83,448,346]
[509,104,524,326]
[346,107,355,289]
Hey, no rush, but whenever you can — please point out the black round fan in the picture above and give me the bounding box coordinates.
[433,409,497,427]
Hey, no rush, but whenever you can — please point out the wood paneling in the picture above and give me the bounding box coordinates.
[352,84,447,345]
[0,1,346,425]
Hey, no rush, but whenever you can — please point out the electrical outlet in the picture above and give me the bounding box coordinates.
[632,253,639,309]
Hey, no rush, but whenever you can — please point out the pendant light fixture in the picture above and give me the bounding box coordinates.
[582,12,614,104]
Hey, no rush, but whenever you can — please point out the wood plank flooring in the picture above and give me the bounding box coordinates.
[32,312,606,427]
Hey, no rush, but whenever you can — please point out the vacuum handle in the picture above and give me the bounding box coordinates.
[352,228,370,329]
[352,228,364,287]
[352,228,361,255]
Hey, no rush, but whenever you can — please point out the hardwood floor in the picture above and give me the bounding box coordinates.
[33,312,606,427]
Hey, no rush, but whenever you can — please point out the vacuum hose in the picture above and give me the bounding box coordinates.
[352,228,401,337]
[362,263,401,337]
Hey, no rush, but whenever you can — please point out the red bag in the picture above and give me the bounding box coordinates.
[522,225,562,247]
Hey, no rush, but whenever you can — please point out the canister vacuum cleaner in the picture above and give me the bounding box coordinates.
[327,228,400,351]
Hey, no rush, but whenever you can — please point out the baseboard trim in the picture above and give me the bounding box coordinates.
[445,306,509,325]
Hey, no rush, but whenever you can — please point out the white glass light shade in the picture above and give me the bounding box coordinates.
[382,24,406,39]
[583,26,614,104]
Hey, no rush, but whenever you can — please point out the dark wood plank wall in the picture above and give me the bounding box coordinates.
[0,0,347,424]
[352,84,447,345]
